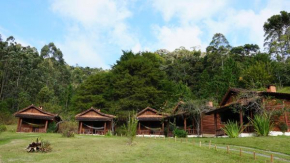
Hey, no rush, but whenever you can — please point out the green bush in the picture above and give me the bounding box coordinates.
[173,129,187,138]
[278,122,288,133]
[62,128,75,137]
[105,130,113,136]
[222,121,242,138]
[47,121,57,133]
[0,124,7,133]
[250,114,273,136]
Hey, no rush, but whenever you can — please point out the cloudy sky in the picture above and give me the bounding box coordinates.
[0,0,289,69]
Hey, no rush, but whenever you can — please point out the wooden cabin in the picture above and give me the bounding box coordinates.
[14,105,61,133]
[137,107,167,135]
[75,107,116,135]
[206,86,290,136]
[167,101,221,137]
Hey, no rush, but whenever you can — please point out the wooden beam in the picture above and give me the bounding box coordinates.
[104,121,107,135]
[17,118,21,132]
[138,122,141,134]
[44,120,48,133]
[184,118,187,131]
[240,109,243,128]
[80,122,83,134]
[162,122,164,135]
[214,113,217,137]
[19,118,23,132]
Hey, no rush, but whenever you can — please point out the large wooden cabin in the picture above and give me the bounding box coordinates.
[137,107,167,136]
[14,105,61,133]
[75,107,116,135]
[168,101,221,137]
[206,86,290,136]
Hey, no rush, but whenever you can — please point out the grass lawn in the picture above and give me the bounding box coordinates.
[0,126,289,163]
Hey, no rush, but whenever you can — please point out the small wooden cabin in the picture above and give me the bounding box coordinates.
[75,107,116,135]
[168,101,222,136]
[137,107,167,135]
[206,86,290,136]
[14,105,61,133]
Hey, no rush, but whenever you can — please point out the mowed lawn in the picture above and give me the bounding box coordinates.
[0,127,289,163]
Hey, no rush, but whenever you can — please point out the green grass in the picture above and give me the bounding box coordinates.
[0,126,290,163]
[193,136,290,155]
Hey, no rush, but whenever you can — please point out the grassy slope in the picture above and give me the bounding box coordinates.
[0,132,282,163]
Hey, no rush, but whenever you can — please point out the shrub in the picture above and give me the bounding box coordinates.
[126,112,138,145]
[250,114,273,136]
[58,121,78,134]
[0,124,7,133]
[58,121,77,137]
[278,122,288,133]
[40,140,52,152]
[173,129,187,138]
[47,121,57,133]
[115,125,126,136]
[105,130,113,136]
[222,121,242,138]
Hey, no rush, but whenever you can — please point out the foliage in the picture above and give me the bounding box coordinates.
[173,128,187,138]
[0,124,7,133]
[222,121,242,138]
[62,129,75,137]
[126,112,138,145]
[58,121,77,137]
[249,114,274,136]
[105,130,113,136]
[278,122,288,133]
[40,140,52,152]
[47,121,57,133]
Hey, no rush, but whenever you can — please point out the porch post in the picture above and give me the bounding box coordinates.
[184,118,187,131]
[200,114,203,135]
[162,122,164,135]
[44,120,48,133]
[19,118,23,132]
[104,121,107,135]
[214,113,217,137]
[138,122,141,134]
[80,122,83,134]
[78,122,81,134]
[239,109,243,128]
[17,118,21,132]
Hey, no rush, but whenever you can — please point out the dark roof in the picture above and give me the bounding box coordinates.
[219,88,251,106]
[207,87,290,115]
[136,107,168,121]
[75,107,116,121]
[14,105,60,121]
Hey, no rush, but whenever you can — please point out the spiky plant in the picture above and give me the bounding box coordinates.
[250,114,273,136]
[126,112,138,145]
[222,121,242,138]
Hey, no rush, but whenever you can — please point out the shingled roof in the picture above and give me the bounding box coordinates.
[14,105,60,121]
[75,107,116,121]
[137,107,168,121]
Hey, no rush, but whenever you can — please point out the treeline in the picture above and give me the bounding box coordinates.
[0,11,290,121]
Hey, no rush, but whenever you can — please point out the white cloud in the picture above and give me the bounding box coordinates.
[151,0,290,52]
[51,0,138,69]
[151,0,228,24]
[153,25,204,51]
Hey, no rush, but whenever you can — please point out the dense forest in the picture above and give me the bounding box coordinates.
[0,11,290,122]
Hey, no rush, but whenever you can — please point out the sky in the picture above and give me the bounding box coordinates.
[0,0,290,69]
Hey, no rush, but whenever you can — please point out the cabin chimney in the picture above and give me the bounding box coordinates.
[267,85,276,93]
[39,106,43,110]
[207,101,213,108]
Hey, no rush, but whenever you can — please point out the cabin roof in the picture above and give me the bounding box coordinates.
[14,105,60,120]
[75,107,116,121]
[207,87,290,114]
[137,107,168,121]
